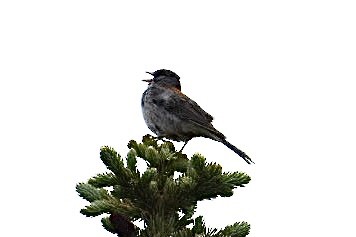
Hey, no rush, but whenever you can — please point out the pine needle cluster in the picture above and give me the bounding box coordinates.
[76,135,251,237]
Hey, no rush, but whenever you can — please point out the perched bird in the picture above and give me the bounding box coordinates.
[141,69,253,164]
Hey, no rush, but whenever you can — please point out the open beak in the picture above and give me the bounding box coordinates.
[142,79,153,83]
[142,71,154,83]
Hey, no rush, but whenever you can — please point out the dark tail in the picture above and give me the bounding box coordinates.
[221,139,254,164]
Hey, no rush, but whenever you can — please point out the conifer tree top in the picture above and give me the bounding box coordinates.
[76,135,251,237]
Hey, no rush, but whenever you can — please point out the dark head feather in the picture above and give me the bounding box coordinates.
[146,69,181,90]
[150,69,180,79]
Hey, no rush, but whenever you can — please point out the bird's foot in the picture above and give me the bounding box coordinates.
[178,140,189,153]
[153,136,170,143]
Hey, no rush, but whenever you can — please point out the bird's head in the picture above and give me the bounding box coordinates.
[143,69,181,90]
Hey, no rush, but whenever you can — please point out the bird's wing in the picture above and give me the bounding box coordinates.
[151,87,225,140]
[164,88,214,125]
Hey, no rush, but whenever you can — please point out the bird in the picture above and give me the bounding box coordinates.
[141,69,254,164]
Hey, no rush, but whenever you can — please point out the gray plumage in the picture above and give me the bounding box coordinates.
[141,69,253,164]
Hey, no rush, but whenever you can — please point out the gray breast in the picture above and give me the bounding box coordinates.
[141,87,186,140]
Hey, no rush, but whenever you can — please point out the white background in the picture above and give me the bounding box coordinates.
[1,1,355,236]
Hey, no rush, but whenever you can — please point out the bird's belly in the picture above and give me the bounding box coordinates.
[142,103,189,141]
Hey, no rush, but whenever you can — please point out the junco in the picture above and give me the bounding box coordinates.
[141,69,253,164]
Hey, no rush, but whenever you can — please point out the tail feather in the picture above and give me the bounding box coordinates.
[221,139,254,164]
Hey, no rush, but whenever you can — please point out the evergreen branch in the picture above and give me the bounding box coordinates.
[174,216,220,237]
[171,228,193,237]
[127,140,149,159]
[100,146,124,175]
[100,146,135,187]
[218,221,250,237]
[192,216,206,235]
[142,134,159,148]
[80,199,115,217]
[76,183,110,202]
[128,139,161,168]
[101,216,116,234]
[126,149,138,173]
[80,198,140,217]
[186,154,251,200]
[222,172,251,188]
[175,204,196,231]
[88,172,118,188]
[144,147,161,167]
